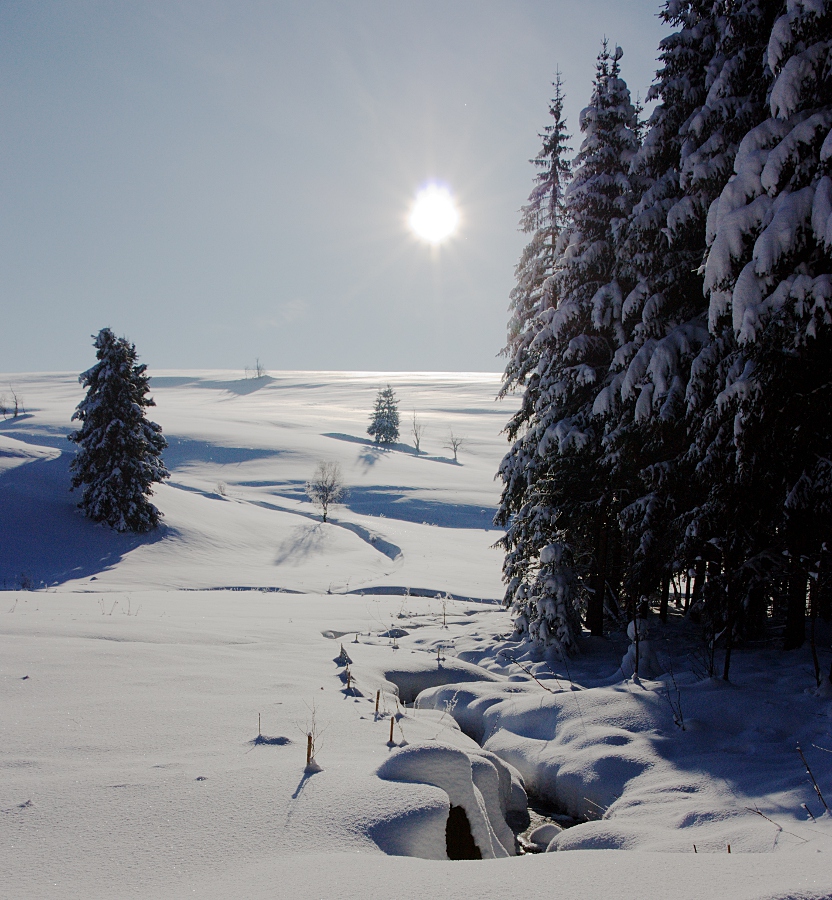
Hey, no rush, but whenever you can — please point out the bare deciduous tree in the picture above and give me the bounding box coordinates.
[305,461,346,523]
[3,386,24,418]
[246,358,266,379]
[444,431,465,463]
[411,411,424,455]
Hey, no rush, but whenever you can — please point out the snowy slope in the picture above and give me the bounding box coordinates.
[1,371,831,900]
[0,371,504,596]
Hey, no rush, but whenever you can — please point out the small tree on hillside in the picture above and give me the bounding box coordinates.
[367,385,399,445]
[411,412,424,454]
[445,431,465,463]
[306,461,345,523]
[68,328,169,533]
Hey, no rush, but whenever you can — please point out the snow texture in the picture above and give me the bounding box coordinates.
[2,371,831,900]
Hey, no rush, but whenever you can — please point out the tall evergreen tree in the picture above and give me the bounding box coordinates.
[697,0,832,652]
[496,43,641,654]
[603,0,720,602]
[69,328,169,533]
[367,385,400,445]
[593,1,780,659]
[501,72,571,397]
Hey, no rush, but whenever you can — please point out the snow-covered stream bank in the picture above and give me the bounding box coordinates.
[2,372,831,898]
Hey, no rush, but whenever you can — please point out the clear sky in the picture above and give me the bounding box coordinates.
[1,0,666,374]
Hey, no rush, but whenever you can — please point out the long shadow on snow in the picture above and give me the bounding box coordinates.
[0,424,73,451]
[151,375,277,395]
[152,375,328,394]
[324,432,459,466]
[0,452,167,587]
[241,478,498,530]
[163,437,288,469]
[345,486,498,530]
[166,483,403,562]
[1,429,288,472]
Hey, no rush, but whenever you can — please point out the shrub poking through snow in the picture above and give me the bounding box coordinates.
[367,384,400,445]
[68,328,169,533]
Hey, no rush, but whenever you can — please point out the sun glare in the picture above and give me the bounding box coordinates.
[409,184,459,244]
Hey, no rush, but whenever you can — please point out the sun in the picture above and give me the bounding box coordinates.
[409,184,459,244]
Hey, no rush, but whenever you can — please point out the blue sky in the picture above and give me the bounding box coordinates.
[1,1,666,373]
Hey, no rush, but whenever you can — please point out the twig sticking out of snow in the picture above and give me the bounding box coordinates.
[498,651,555,692]
[745,805,808,845]
[797,744,829,812]
[583,796,608,820]
[663,663,686,730]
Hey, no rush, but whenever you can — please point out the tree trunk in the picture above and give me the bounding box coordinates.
[587,520,608,637]
[818,556,831,623]
[690,558,706,614]
[659,571,670,623]
[809,575,821,685]
[722,569,737,682]
[784,563,807,650]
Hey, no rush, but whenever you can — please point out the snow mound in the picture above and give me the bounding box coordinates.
[376,742,515,859]
[420,665,832,854]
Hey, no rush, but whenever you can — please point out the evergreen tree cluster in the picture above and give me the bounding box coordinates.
[497,1,832,677]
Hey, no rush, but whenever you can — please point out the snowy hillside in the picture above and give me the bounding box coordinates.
[0,371,505,596]
[1,371,831,900]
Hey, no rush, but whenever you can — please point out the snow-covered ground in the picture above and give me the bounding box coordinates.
[1,371,831,899]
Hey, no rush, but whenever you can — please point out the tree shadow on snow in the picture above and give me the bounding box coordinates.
[0,452,168,588]
[197,376,275,396]
[238,477,497,532]
[163,437,287,470]
[0,423,73,451]
[324,432,458,466]
[273,523,326,565]
[150,375,277,395]
[343,486,498,530]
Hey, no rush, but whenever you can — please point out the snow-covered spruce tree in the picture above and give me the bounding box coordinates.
[670,1,783,673]
[367,385,400,445]
[501,72,571,397]
[696,0,832,654]
[496,43,640,653]
[600,0,779,650]
[601,0,721,606]
[68,328,169,532]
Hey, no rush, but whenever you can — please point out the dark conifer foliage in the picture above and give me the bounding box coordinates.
[695,0,832,651]
[501,72,571,396]
[68,328,169,533]
[497,0,832,673]
[367,385,400,445]
[496,43,641,654]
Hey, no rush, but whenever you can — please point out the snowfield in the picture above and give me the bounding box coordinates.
[1,370,831,899]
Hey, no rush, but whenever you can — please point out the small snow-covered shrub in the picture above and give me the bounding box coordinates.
[511,543,582,657]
